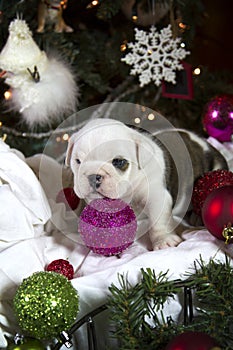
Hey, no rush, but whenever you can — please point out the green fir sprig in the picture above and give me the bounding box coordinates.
[184,255,233,349]
[108,268,182,349]
[108,256,233,349]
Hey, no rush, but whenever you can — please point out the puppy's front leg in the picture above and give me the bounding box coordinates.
[146,188,182,250]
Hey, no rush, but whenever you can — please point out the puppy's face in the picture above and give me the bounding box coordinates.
[66,119,150,203]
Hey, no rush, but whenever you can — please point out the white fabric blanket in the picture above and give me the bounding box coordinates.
[0,138,233,349]
[0,140,51,249]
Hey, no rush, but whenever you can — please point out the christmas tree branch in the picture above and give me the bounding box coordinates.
[108,256,233,349]
[108,268,182,349]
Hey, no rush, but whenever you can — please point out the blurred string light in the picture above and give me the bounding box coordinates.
[56,133,69,143]
[134,113,155,125]
[148,113,155,121]
[131,2,138,21]
[86,0,99,9]
[132,104,158,125]
[0,128,72,142]
[0,88,12,135]
[0,120,87,141]
[120,40,127,52]
[62,133,69,141]
[178,21,190,34]
[193,67,201,75]
[4,90,12,100]
[60,0,68,10]
[178,22,187,31]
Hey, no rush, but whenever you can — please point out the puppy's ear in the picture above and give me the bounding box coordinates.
[134,136,155,169]
[65,135,75,166]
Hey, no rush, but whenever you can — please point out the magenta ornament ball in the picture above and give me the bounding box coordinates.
[202,94,233,142]
[78,198,137,256]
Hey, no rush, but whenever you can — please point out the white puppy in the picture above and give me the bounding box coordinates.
[66,118,228,250]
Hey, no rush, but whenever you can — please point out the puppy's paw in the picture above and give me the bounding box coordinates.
[151,233,182,250]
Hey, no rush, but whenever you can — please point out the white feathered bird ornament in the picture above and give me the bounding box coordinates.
[0,18,78,128]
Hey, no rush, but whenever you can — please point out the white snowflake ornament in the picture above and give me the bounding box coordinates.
[121,25,190,87]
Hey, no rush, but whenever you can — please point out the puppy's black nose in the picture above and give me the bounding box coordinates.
[88,174,102,189]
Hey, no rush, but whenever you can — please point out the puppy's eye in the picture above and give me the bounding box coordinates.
[76,159,81,165]
[112,158,129,171]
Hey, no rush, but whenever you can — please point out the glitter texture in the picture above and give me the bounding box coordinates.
[79,198,137,256]
[192,169,233,216]
[202,94,233,142]
[46,259,74,280]
[13,271,79,340]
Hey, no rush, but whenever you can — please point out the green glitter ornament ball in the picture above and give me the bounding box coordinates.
[13,271,79,340]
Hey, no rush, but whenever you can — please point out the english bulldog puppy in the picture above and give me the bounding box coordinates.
[66,118,228,250]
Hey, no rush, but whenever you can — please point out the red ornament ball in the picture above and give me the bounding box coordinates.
[165,331,219,350]
[46,259,74,280]
[202,94,233,142]
[202,185,233,242]
[56,187,80,210]
[192,169,233,216]
[78,198,137,256]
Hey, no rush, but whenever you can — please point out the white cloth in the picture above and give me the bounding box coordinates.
[0,141,52,347]
[0,140,233,349]
[0,140,51,251]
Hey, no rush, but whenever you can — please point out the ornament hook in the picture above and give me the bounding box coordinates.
[59,331,73,348]
[222,222,233,244]
[27,65,40,83]
[14,333,24,345]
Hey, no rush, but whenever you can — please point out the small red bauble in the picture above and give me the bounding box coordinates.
[165,331,219,350]
[202,185,233,243]
[192,169,233,216]
[202,94,233,142]
[56,187,80,210]
[46,259,74,280]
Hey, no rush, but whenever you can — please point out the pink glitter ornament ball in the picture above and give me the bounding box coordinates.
[78,198,137,256]
[202,94,233,142]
